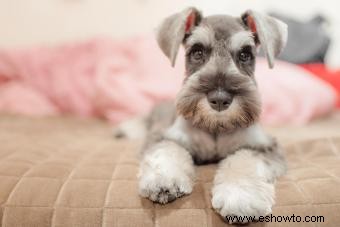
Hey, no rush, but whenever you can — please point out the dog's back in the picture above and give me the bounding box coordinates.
[113,101,175,141]
[146,101,177,134]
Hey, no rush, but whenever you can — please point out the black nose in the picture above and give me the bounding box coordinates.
[207,89,233,111]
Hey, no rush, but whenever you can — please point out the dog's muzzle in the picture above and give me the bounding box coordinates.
[207,89,233,112]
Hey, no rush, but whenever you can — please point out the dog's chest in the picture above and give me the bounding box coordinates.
[164,117,271,163]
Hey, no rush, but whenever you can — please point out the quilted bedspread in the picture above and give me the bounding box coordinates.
[0,114,340,227]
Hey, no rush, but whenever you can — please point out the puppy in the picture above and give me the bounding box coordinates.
[118,7,287,223]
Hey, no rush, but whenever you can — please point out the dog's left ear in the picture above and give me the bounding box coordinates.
[157,7,202,67]
[242,10,288,68]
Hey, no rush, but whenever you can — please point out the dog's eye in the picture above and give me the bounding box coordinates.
[193,50,203,60]
[190,44,205,63]
[238,46,253,63]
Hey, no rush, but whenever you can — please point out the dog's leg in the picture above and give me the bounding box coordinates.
[138,140,195,204]
[211,148,286,223]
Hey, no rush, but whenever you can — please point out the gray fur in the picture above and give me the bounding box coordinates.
[135,7,288,221]
[242,10,288,68]
[157,7,202,66]
[147,7,288,161]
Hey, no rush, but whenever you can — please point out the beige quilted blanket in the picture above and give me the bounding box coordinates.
[1,114,340,227]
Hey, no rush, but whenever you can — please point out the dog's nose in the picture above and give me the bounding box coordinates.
[207,90,233,111]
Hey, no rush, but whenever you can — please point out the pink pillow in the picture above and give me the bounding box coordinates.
[0,36,336,126]
[255,58,337,125]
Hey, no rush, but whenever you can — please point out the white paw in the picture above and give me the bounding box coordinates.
[138,144,195,204]
[138,170,193,204]
[211,180,274,223]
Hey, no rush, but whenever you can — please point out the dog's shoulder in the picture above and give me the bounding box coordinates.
[164,118,275,163]
[217,124,274,154]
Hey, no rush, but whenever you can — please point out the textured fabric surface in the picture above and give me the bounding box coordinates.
[0,115,340,227]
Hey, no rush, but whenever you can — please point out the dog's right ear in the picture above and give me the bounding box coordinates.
[242,10,288,69]
[157,7,202,67]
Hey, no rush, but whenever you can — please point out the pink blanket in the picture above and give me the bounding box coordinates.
[0,36,336,125]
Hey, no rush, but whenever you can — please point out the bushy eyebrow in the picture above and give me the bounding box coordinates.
[228,31,255,51]
[186,26,214,47]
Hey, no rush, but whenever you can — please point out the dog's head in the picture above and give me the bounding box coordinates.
[157,8,287,133]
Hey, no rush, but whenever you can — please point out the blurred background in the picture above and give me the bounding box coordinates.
[2,2,340,225]
[0,0,339,127]
[0,0,339,67]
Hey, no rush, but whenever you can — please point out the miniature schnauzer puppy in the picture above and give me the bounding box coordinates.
[118,7,288,222]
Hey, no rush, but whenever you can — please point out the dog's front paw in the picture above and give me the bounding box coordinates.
[138,141,195,204]
[138,169,193,204]
[211,180,274,224]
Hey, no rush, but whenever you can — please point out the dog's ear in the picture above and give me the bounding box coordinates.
[242,10,288,68]
[157,7,202,67]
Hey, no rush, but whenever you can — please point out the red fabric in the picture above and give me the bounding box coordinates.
[301,64,340,107]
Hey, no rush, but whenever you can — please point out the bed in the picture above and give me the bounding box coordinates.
[0,113,340,227]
